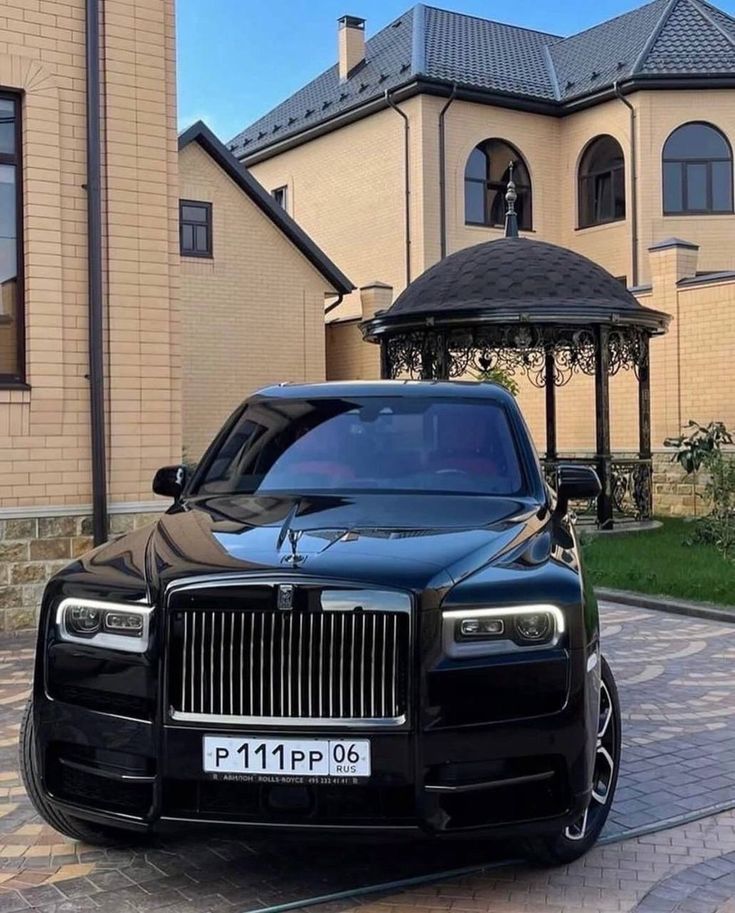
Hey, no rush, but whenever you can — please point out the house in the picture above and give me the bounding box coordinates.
[229,0,735,484]
[0,0,180,630]
[177,123,353,459]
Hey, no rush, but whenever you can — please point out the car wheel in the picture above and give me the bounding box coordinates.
[19,698,143,847]
[522,654,621,866]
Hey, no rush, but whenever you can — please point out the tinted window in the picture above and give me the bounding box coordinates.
[662,123,733,215]
[463,139,532,230]
[0,94,21,384]
[179,200,212,256]
[196,397,526,497]
[578,135,626,228]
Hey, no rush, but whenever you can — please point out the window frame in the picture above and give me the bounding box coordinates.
[272,185,288,211]
[662,122,734,216]
[179,199,213,258]
[463,139,533,231]
[578,135,626,229]
[0,91,25,388]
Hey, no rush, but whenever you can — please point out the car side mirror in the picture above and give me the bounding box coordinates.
[153,465,188,500]
[554,464,601,517]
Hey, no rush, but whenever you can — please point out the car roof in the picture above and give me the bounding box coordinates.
[253,380,516,403]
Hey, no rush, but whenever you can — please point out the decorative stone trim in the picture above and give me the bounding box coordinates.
[0,509,163,632]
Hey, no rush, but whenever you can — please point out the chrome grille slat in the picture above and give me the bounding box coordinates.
[170,602,408,725]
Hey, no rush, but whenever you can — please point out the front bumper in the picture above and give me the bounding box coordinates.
[34,654,593,839]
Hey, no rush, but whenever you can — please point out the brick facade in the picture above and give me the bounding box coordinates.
[178,141,345,459]
[0,0,180,629]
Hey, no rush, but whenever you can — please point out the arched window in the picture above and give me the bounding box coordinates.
[464,139,532,230]
[663,122,733,215]
[578,136,626,228]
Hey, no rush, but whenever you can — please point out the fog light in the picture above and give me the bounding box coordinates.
[515,612,553,643]
[67,605,101,636]
[459,618,505,638]
[103,612,144,636]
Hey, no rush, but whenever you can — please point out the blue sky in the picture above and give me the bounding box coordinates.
[176,0,735,143]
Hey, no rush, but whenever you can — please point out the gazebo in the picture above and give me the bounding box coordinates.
[361,189,671,529]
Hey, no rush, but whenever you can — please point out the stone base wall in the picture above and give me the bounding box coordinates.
[0,510,162,632]
[652,454,706,517]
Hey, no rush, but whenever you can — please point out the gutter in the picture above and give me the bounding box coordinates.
[438,84,457,260]
[239,73,735,168]
[385,88,412,286]
[85,0,108,546]
[614,80,639,286]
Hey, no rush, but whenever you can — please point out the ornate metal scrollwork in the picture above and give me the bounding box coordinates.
[543,457,653,524]
[381,323,649,386]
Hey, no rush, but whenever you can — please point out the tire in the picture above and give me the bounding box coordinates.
[522,654,621,866]
[19,697,142,847]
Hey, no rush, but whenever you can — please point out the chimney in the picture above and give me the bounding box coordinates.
[338,15,366,81]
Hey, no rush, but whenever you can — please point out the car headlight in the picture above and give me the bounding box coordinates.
[442,605,564,658]
[56,597,153,653]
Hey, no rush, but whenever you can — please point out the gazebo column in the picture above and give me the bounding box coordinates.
[595,326,614,529]
[637,335,653,519]
[544,349,557,465]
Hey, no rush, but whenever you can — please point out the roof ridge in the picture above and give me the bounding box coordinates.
[689,0,735,49]
[692,0,735,30]
[555,0,669,47]
[421,3,562,41]
[629,0,679,75]
[542,44,561,100]
[411,3,426,76]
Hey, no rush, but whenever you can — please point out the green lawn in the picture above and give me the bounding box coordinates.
[581,518,735,607]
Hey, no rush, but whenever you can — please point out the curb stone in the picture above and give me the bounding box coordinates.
[595,586,735,623]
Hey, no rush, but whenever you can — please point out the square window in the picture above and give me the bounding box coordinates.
[179,200,212,257]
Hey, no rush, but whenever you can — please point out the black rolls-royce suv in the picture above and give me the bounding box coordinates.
[22,381,620,865]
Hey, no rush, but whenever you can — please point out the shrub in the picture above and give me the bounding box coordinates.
[690,450,735,559]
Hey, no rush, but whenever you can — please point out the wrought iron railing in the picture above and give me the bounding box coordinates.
[543,456,653,525]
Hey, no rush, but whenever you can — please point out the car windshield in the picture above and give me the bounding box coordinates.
[194,396,526,497]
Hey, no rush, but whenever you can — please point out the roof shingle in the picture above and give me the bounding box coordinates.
[230,0,735,159]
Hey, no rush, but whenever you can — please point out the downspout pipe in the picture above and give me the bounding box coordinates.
[385,89,411,286]
[86,0,108,546]
[438,83,457,260]
[614,80,639,287]
[324,293,344,316]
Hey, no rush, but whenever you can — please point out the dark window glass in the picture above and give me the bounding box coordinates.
[0,94,22,385]
[179,200,212,256]
[578,135,626,228]
[463,139,532,230]
[464,180,485,224]
[663,123,733,215]
[663,162,683,213]
[195,397,526,497]
[272,186,288,209]
[712,160,733,211]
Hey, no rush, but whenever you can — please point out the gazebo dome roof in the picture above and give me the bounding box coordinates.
[365,238,669,335]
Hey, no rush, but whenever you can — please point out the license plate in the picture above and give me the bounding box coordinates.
[203,736,371,779]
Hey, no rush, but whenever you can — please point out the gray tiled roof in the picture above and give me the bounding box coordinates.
[422,8,560,99]
[230,0,735,159]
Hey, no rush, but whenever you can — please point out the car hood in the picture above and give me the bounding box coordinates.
[143,492,546,596]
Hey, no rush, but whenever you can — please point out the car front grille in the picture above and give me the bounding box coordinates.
[168,603,410,725]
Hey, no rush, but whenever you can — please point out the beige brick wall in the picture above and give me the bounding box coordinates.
[0,0,181,511]
[249,102,417,322]
[179,142,337,460]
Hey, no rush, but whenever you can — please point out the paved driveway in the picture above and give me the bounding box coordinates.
[0,602,731,913]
